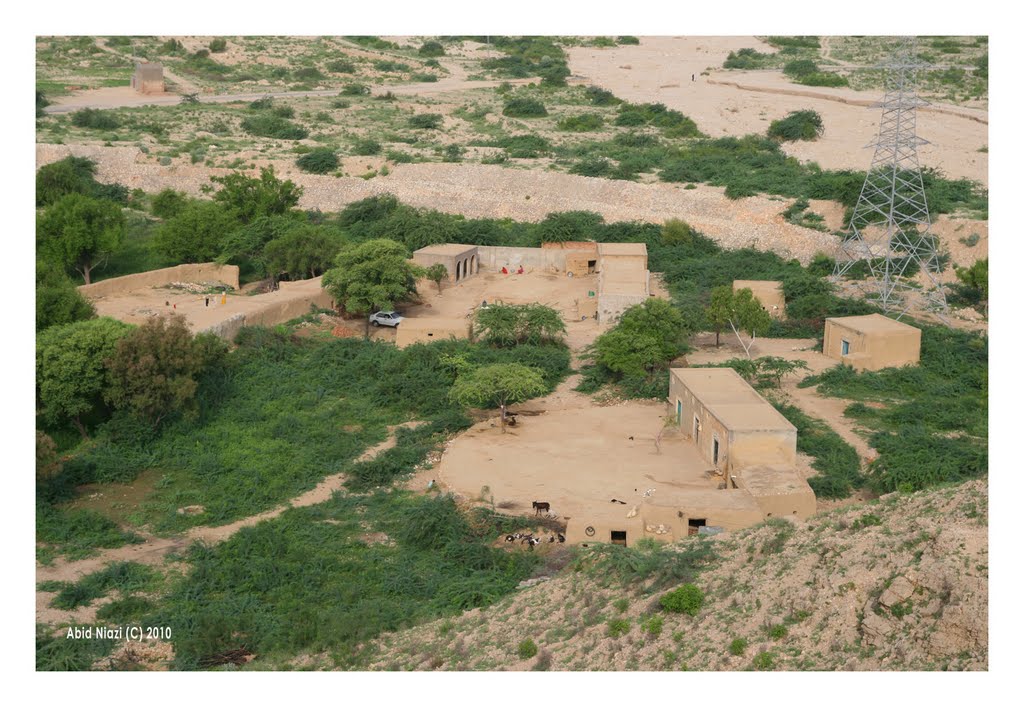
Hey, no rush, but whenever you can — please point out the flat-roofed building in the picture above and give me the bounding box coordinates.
[733,279,786,319]
[412,244,479,284]
[596,242,650,323]
[823,313,921,371]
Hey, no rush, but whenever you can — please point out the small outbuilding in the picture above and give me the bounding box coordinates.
[131,62,165,94]
[412,244,479,284]
[395,317,470,348]
[669,367,797,474]
[823,313,921,371]
[596,242,650,322]
[733,280,786,320]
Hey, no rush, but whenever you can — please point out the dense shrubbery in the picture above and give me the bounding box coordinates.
[503,97,548,117]
[71,108,121,131]
[240,113,309,140]
[295,147,339,174]
[768,110,824,142]
[660,584,705,615]
[557,113,604,132]
[614,102,701,138]
[418,40,445,57]
[483,37,570,86]
[409,113,444,129]
[723,48,773,69]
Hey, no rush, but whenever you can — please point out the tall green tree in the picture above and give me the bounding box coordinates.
[425,263,449,293]
[705,285,733,347]
[36,157,98,207]
[208,166,302,223]
[104,315,227,429]
[593,298,686,378]
[36,260,95,331]
[264,224,344,280]
[726,288,772,358]
[321,239,423,335]
[155,201,240,263]
[37,193,126,284]
[448,363,547,431]
[36,317,133,438]
[474,303,566,347]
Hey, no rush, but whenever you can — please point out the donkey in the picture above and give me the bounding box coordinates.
[532,501,551,515]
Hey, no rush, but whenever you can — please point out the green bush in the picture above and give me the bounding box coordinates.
[240,114,308,140]
[351,137,382,156]
[660,584,704,615]
[617,36,641,45]
[327,59,355,73]
[729,637,748,656]
[723,48,772,70]
[783,59,819,79]
[296,148,339,174]
[517,638,538,659]
[419,40,445,57]
[585,86,620,106]
[606,619,631,638]
[71,108,120,131]
[503,97,548,117]
[409,113,443,129]
[766,624,788,639]
[208,38,227,53]
[293,67,324,81]
[752,651,775,670]
[768,110,824,142]
[641,615,664,637]
[799,72,848,87]
[341,82,370,96]
[557,113,605,132]
[569,157,613,177]
[412,73,439,83]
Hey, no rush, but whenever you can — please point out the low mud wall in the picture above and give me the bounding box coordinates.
[476,246,567,272]
[199,282,334,341]
[79,263,240,298]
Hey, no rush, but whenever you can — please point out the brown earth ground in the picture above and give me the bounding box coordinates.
[350,480,988,671]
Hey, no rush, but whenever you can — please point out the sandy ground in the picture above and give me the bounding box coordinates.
[437,402,716,522]
[567,37,988,184]
[35,421,422,626]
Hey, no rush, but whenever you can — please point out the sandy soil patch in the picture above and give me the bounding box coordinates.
[566,37,988,184]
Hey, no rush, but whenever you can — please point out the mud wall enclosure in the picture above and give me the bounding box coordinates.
[734,279,786,319]
[823,314,921,371]
[78,263,240,298]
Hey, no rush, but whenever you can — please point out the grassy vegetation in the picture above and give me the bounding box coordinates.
[155,491,539,668]
[47,561,162,609]
[801,324,987,493]
[770,401,863,499]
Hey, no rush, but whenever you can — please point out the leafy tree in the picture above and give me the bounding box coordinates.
[216,213,297,275]
[418,40,445,57]
[705,285,733,347]
[725,288,772,358]
[150,188,192,219]
[756,356,810,388]
[36,260,95,331]
[661,218,694,246]
[474,303,566,347]
[593,298,686,378]
[36,430,62,481]
[767,110,824,142]
[208,167,302,224]
[448,363,547,431]
[208,37,228,53]
[321,239,424,335]
[425,263,449,292]
[264,224,344,280]
[36,157,98,207]
[36,317,133,438]
[155,200,240,263]
[953,258,988,314]
[104,315,227,428]
[37,193,126,284]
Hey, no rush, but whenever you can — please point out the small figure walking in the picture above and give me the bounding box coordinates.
[691,73,695,82]
[205,297,210,307]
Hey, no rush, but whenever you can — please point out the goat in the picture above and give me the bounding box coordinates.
[557,533,566,543]
[505,534,517,543]
[610,499,627,505]
[532,501,551,515]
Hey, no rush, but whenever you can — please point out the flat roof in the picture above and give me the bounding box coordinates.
[598,242,647,256]
[413,243,478,256]
[826,313,920,335]
[671,368,796,433]
[737,465,813,497]
[397,317,469,331]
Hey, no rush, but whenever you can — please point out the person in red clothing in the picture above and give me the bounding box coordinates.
[517,265,524,274]
[501,266,508,274]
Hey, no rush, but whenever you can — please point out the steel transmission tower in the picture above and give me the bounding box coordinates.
[831,37,948,318]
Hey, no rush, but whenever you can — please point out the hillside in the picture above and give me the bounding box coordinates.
[349,480,987,671]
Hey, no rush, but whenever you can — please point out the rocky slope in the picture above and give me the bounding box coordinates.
[351,480,987,671]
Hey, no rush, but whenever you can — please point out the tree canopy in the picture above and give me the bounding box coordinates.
[36,317,133,437]
[448,363,547,430]
[321,239,423,326]
[425,263,449,292]
[474,303,566,347]
[593,298,686,378]
[208,166,302,223]
[264,224,345,280]
[36,259,96,331]
[155,201,240,263]
[105,315,227,428]
[37,193,126,284]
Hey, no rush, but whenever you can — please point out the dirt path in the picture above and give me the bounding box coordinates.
[36,421,423,625]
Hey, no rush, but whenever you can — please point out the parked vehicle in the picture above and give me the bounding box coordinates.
[369,311,404,327]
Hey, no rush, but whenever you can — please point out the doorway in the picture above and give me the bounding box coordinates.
[693,415,700,444]
[712,436,720,466]
[687,518,706,537]
[610,531,627,546]
[587,259,597,274]
[676,400,682,425]
[841,339,850,356]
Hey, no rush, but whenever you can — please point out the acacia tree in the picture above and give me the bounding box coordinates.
[448,363,547,432]
[474,303,566,347]
[725,288,772,359]
[36,259,95,331]
[104,315,227,429]
[36,317,133,438]
[37,193,126,284]
[155,200,240,263]
[425,263,448,293]
[321,239,423,336]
